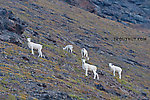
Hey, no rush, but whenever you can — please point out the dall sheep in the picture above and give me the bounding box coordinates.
[27,38,43,57]
[82,59,99,80]
[81,48,89,60]
[109,63,122,79]
[63,45,73,53]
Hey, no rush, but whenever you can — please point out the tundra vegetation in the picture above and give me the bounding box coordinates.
[0,0,149,99]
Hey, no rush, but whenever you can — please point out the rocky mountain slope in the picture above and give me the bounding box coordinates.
[0,0,150,99]
[61,0,150,28]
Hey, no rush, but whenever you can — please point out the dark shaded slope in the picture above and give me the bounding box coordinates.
[61,0,150,28]
[0,0,150,99]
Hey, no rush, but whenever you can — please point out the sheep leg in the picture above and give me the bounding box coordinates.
[83,52,85,58]
[38,50,42,57]
[82,52,84,58]
[70,49,72,53]
[87,56,89,60]
[96,73,99,80]
[93,71,99,80]
[31,48,34,55]
[84,53,86,58]
[85,54,89,60]
[68,48,70,53]
[113,70,115,76]
[119,72,121,79]
[93,71,96,79]
[85,69,88,76]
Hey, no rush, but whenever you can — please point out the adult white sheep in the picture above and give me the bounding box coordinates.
[63,45,73,53]
[109,63,122,79]
[27,38,43,57]
[82,59,99,80]
[81,48,89,60]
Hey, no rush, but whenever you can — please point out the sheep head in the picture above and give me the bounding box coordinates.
[82,59,86,63]
[109,63,112,67]
[27,38,31,42]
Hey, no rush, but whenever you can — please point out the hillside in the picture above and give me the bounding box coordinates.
[0,0,150,99]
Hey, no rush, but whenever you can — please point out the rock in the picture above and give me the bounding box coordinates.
[141,92,147,97]
[0,8,7,17]
[39,91,74,100]
[0,72,4,76]
[128,0,137,4]
[98,70,106,76]
[41,94,50,100]
[95,84,107,92]
[37,83,47,88]
[128,50,135,53]
[0,30,23,45]
[16,23,25,35]
[102,1,112,6]
[32,30,39,36]
[0,7,27,45]
[134,14,145,23]
[92,0,102,5]
[45,35,57,45]
[21,55,30,62]
[36,26,42,30]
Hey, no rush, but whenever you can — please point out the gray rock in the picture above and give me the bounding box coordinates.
[0,30,22,45]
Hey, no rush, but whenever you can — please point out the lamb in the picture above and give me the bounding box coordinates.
[81,48,89,60]
[109,63,122,79]
[63,45,73,53]
[27,38,43,57]
[82,59,99,80]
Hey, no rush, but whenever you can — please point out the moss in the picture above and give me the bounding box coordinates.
[48,68,53,72]
[1,79,9,85]
[117,78,140,94]
[17,94,27,100]
[125,86,140,94]
[74,67,81,73]
[46,76,54,80]
[69,94,84,100]
[76,79,81,83]
[14,73,24,78]
[36,75,45,79]
[8,94,16,100]
[111,96,120,100]
[54,65,61,71]
[10,80,20,85]
[125,75,131,78]
[117,79,128,85]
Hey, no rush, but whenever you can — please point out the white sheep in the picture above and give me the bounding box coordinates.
[27,38,43,57]
[63,45,73,53]
[81,48,89,60]
[82,59,99,80]
[109,63,122,79]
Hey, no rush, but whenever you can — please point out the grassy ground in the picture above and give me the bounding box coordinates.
[0,0,149,99]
